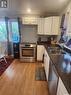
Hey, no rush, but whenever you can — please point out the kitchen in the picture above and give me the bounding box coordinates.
[0,0,71,95]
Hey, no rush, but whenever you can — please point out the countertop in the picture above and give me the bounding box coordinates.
[37,41,50,45]
[45,45,71,94]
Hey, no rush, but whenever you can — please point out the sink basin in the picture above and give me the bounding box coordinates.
[48,47,66,54]
[48,46,59,50]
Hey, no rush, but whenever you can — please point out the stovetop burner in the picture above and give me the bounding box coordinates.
[20,42,36,48]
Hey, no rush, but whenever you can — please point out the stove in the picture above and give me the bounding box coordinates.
[20,43,36,62]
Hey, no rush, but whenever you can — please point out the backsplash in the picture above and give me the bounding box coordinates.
[21,25,38,43]
[37,35,58,42]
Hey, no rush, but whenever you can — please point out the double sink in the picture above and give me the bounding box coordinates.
[48,47,66,54]
[48,46,71,74]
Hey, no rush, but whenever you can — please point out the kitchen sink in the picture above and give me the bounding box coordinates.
[48,47,66,54]
[49,50,65,54]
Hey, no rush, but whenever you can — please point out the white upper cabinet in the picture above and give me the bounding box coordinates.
[22,16,60,35]
[51,17,60,35]
[37,18,44,35]
[22,16,38,25]
[44,16,60,35]
[44,17,52,35]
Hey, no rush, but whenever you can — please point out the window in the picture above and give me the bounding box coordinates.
[8,19,20,43]
[8,19,19,43]
[0,18,20,43]
[0,19,7,42]
[11,21,19,43]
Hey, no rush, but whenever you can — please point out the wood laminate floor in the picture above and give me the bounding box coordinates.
[0,60,49,95]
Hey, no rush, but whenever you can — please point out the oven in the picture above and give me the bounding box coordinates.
[20,43,36,62]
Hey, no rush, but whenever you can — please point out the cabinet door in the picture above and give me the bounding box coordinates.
[22,17,38,25]
[57,77,69,95]
[44,17,52,35]
[37,45,44,61]
[52,17,60,35]
[44,49,50,81]
[37,18,44,35]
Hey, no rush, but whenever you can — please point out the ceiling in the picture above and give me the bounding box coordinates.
[0,0,70,16]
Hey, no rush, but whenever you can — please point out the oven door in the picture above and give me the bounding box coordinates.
[22,47,35,58]
[20,47,36,62]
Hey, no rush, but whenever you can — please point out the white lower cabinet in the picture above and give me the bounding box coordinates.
[57,77,69,95]
[44,49,50,81]
[37,45,44,61]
